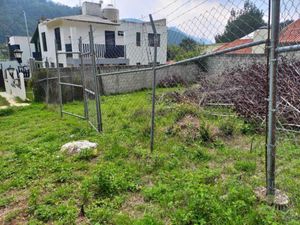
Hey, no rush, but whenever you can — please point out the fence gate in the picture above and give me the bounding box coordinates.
[55,29,102,132]
[80,26,102,132]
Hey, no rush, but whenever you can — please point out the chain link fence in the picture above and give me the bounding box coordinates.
[32,0,300,197]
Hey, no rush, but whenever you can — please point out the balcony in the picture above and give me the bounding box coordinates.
[32,52,42,61]
[67,44,128,66]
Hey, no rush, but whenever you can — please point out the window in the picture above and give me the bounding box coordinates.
[118,31,124,36]
[58,63,64,68]
[54,27,62,50]
[41,32,47,52]
[65,44,72,58]
[136,32,141,46]
[148,33,160,47]
[51,62,55,68]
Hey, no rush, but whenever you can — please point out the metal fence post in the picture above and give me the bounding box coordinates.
[149,14,158,152]
[55,41,63,117]
[45,57,49,104]
[266,0,281,196]
[79,37,89,120]
[89,25,103,132]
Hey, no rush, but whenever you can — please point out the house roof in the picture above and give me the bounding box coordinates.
[44,15,119,26]
[216,20,300,54]
[215,39,253,54]
[279,19,300,44]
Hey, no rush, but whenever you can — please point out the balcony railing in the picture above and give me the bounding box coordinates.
[81,44,126,59]
[32,52,42,61]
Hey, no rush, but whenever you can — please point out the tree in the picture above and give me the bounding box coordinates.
[179,38,197,52]
[280,19,294,31]
[215,0,266,43]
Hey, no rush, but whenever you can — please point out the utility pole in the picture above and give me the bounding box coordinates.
[23,11,32,58]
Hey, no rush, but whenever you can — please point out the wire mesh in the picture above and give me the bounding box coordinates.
[31,0,300,149]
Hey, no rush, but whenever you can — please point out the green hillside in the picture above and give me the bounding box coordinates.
[0,0,80,43]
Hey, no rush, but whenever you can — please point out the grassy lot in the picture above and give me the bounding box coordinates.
[0,95,9,107]
[0,88,300,224]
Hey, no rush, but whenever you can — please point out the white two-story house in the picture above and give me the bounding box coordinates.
[31,1,167,67]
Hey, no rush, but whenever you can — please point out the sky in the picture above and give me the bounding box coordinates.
[51,0,299,41]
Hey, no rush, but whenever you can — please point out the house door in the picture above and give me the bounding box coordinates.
[105,31,115,58]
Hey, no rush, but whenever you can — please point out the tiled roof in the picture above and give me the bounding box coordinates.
[215,39,253,54]
[279,19,300,44]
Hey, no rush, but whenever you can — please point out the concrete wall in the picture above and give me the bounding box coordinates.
[205,54,267,76]
[100,63,199,94]
[34,53,273,102]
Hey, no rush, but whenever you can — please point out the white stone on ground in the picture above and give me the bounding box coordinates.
[61,140,98,154]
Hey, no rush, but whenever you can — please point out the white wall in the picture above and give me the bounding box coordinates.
[39,20,125,67]
[9,36,35,65]
[120,19,167,65]
[38,18,167,67]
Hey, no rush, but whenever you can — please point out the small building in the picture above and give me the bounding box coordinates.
[215,19,300,55]
[8,36,35,65]
[215,26,268,54]
[120,18,167,65]
[30,1,167,68]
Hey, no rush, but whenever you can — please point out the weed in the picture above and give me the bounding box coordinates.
[92,163,137,197]
[199,124,215,144]
[4,209,20,224]
[219,120,235,137]
[0,107,14,116]
[234,160,256,173]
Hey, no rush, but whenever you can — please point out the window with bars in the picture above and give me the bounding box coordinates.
[148,33,160,47]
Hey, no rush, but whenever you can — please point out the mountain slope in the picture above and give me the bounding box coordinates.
[0,0,80,43]
[123,19,212,45]
[168,27,212,45]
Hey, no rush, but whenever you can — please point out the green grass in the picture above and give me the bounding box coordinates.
[0,95,9,107]
[0,88,300,224]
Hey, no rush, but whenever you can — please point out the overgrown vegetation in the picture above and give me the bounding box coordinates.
[0,88,299,224]
[167,38,206,61]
